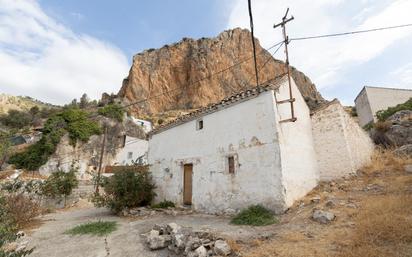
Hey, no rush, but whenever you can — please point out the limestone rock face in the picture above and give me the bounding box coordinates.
[118,28,325,115]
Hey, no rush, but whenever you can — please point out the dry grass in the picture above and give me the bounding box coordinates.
[338,195,412,257]
[362,148,411,175]
[240,149,412,257]
[227,239,241,253]
[0,169,14,180]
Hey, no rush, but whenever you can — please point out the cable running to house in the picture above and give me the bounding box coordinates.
[246,42,285,86]
[290,23,412,41]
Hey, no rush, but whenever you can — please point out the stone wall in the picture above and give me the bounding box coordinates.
[311,100,374,181]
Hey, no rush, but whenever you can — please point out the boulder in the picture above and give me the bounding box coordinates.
[214,240,231,256]
[146,230,171,250]
[405,164,412,174]
[167,222,182,234]
[312,210,335,224]
[195,245,208,257]
[394,144,412,157]
[172,233,187,250]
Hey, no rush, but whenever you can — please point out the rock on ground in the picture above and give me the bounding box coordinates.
[394,144,412,157]
[146,230,171,250]
[214,240,231,256]
[312,210,335,224]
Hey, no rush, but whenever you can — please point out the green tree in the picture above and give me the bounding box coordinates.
[79,93,89,109]
[41,168,79,206]
[97,103,124,122]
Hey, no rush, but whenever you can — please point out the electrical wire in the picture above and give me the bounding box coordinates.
[290,23,412,41]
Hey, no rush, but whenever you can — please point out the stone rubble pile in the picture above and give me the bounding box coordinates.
[144,223,232,256]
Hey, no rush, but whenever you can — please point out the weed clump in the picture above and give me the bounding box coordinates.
[65,221,117,237]
[231,205,277,226]
[151,200,175,209]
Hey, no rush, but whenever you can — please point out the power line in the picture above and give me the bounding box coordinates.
[248,0,259,87]
[246,42,285,86]
[121,40,284,109]
[290,23,412,41]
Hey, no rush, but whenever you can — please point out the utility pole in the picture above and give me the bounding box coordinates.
[274,8,297,123]
[95,125,107,194]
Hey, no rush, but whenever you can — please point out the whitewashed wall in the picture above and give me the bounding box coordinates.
[114,136,148,165]
[275,79,319,207]
[355,87,412,126]
[311,101,373,181]
[148,91,286,214]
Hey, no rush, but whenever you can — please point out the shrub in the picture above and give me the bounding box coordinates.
[4,194,41,228]
[0,109,31,129]
[65,221,117,237]
[376,97,412,121]
[98,103,124,122]
[60,108,101,145]
[0,193,34,257]
[41,169,79,206]
[151,200,175,209]
[97,170,156,213]
[231,205,277,226]
[9,107,100,170]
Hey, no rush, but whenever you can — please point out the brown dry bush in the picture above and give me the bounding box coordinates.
[362,148,411,175]
[338,195,412,257]
[5,193,41,228]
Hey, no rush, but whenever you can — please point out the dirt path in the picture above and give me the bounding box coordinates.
[26,206,275,257]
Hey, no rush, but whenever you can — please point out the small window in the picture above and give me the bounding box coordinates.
[196,119,203,130]
[228,156,235,174]
[127,152,133,159]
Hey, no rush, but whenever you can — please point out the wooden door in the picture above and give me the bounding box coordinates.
[183,164,193,205]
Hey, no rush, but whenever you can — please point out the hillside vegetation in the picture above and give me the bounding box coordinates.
[0,93,57,115]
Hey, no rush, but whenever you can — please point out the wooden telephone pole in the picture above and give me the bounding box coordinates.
[95,125,107,194]
[274,8,297,123]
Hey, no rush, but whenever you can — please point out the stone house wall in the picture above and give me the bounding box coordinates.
[311,100,374,181]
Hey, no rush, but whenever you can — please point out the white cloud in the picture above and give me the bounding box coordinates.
[226,0,412,90]
[0,0,129,105]
[391,62,412,87]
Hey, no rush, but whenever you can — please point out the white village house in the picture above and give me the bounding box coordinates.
[355,86,412,127]
[147,75,373,214]
[113,135,148,165]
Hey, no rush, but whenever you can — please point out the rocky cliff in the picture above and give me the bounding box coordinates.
[118,28,325,115]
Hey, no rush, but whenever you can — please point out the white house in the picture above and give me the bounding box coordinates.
[355,86,412,127]
[148,75,319,214]
[114,135,148,165]
[128,116,153,133]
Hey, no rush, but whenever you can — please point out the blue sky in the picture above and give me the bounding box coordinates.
[1,0,412,105]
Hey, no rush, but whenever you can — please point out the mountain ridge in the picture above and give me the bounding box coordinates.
[118,28,325,115]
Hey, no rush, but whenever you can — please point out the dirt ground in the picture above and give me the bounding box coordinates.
[25,206,277,257]
[24,150,412,257]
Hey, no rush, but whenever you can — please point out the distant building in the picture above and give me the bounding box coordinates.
[114,135,148,165]
[128,116,152,133]
[355,86,412,127]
